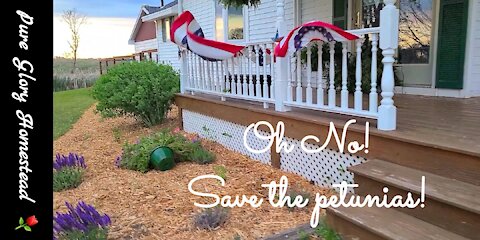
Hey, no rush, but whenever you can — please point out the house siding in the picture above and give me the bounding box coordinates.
[247,0,295,43]
[156,19,181,70]
[465,0,480,96]
[134,39,157,52]
[184,0,215,39]
[300,0,332,23]
[135,21,157,42]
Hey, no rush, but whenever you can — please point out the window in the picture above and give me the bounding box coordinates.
[161,16,174,42]
[215,2,244,41]
[398,0,433,64]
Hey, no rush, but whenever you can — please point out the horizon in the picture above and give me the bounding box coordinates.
[54,0,172,58]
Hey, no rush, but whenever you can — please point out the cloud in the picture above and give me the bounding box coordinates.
[54,16,136,58]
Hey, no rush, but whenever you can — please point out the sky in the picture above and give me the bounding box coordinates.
[54,0,174,58]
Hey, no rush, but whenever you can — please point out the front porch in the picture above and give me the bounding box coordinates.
[176,92,480,185]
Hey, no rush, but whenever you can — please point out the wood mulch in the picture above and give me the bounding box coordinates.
[53,105,332,240]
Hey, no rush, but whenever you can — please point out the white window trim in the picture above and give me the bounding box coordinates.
[214,0,249,43]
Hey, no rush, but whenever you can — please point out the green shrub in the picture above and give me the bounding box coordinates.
[53,168,84,192]
[92,61,179,126]
[118,130,215,172]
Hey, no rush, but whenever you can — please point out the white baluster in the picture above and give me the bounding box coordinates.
[242,53,248,96]
[270,43,276,98]
[370,33,378,112]
[287,54,293,102]
[255,45,261,98]
[248,46,254,96]
[378,0,398,130]
[199,57,205,89]
[341,42,348,109]
[206,61,211,90]
[238,55,243,95]
[306,44,313,104]
[215,61,220,92]
[296,51,302,103]
[262,44,269,109]
[328,42,336,107]
[232,57,237,95]
[190,54,195,91]
[317,42,324,105]
[223,60,228,98]
[355,38,363,110]
[220,60,226,101]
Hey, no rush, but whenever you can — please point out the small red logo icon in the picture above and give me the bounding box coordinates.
[15,215,38,232]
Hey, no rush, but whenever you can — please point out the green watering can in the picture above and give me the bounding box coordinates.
[150,146,175,171]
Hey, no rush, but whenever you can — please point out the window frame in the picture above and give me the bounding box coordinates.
[214,1,247,43]
[161,16,174,43]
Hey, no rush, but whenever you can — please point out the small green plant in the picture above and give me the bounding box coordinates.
[53,168,84,192]
[297,230,310,240]
[117,130,215,172]
[233,234,242,240]
[112,127,122,143]
[285,188,311,211]
[190,147,216,165]
[314,221,342,240]
[193,207,229,230]
[214,165,228,181]
[92,61,179,126]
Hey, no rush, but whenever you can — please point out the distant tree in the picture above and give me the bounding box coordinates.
[62,9,87,73]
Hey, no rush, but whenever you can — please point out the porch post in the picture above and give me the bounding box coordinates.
[378,0,399,131]
[178,0,187,94]
[274,0,291,112]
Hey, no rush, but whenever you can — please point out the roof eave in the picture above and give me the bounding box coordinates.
[142,5,178,22]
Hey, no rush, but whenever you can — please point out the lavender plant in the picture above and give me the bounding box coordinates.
[53,201,111,240]
[54,153,87,170]
[53,153,86,192]
[193,207,229,230]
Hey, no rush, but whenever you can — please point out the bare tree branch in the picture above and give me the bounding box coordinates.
[62,9,87,73]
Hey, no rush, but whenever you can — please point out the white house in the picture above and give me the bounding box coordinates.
[135,0,480,98]
[132,1,480,238]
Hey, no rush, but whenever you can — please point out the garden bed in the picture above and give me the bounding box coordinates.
[53,105,331,239]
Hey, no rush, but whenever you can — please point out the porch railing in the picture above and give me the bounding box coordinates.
[184,42,276,108]
[179,0,399,131]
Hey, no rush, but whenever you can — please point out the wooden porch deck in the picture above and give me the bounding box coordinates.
[176,93,480,184]
[179,93,480,157]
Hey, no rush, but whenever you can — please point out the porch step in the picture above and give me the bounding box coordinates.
[326,204,468,240]
[350,159,480,239]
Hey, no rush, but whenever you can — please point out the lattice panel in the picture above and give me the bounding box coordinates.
[182,110,271,165]
[280,137,367,191]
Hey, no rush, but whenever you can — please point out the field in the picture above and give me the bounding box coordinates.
[54,57,100,92]
[53,88,96,139]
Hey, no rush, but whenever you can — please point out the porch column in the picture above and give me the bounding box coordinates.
[274,0,291,112]
[378,0,399,131]
[178,0,187,94]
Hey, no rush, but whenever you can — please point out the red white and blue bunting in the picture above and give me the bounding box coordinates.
[274,21,359,58]
[171,11,245,61]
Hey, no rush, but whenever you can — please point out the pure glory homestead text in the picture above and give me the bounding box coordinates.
[14,10,36,203]
[188,121,427,228]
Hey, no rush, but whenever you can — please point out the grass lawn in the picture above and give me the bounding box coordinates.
[54,88,96,139]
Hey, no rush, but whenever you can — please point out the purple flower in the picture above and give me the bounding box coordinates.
[53,153,86,171]
[53,201,111,237]
[114,156,122,168]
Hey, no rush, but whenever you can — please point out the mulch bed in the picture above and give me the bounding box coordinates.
[53,105,332,239]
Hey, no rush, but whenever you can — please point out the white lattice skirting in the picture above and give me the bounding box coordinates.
[182,110,367,189]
